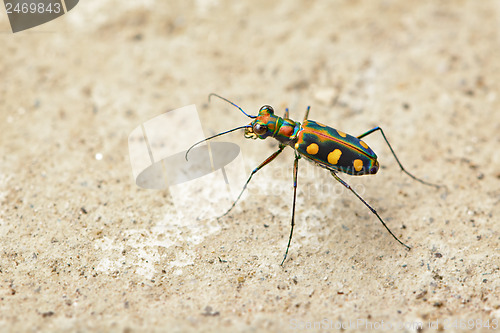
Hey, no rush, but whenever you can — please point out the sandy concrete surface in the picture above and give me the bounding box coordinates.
[1,1,499,332]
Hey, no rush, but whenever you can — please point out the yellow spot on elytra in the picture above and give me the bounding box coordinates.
[353,159,363,172]
[337,130,347,137]
[306,143,319,155]
[295,143,299,150]
[327,149,342,165]
[360,140,369,149]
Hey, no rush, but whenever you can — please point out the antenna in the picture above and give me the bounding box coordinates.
[185,125,251,161]
[209,93,256,119]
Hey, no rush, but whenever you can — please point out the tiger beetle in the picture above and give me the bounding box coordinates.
[186,94,440,265]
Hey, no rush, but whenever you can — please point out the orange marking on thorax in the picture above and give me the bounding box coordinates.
[279,125,294,137]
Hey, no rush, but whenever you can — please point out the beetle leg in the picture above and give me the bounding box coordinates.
[219,144,286,219]
[281,150,300,265]
[302,106,311,122]
[357,127,440,188]
[330,170,411,250]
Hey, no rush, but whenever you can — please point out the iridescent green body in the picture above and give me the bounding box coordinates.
[189,94,438,265]
[245,106,379,175]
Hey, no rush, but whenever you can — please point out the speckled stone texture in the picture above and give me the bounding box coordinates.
[0,1,499,332]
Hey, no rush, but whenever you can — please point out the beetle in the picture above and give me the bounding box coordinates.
[186,94,439,265]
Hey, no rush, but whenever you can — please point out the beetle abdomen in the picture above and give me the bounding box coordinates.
[295,120,379,175]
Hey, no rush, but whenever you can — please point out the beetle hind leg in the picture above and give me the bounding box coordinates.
[357,127,440,188]
[330,171,411,250]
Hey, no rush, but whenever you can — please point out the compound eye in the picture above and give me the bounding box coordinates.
[253,123,268,135]
[260,105,274,114]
